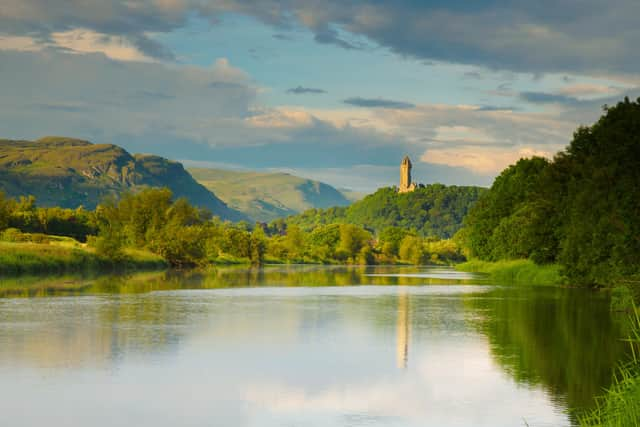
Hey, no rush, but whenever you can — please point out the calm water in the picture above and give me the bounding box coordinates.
[0,266,627,427]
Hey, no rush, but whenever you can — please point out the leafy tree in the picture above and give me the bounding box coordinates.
[284,225,306,260]
[378,226,414,258]
[0,192,10,231]
[338,224,371,261]
[250,225,267,265]
[150,224,207,267]
[463,157,551,260]
[462,97,640,285]
[399,235,426,264]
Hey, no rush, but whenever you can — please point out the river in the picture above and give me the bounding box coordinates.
[0,265,627,426]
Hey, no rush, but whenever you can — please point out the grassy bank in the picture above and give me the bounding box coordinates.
[579,306,640,426]
[456,259,562,286]
[0,241,166,275]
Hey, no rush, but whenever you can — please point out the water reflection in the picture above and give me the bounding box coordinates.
[397,291,410,369]
[465,286,627,421]
[0,267,628,426]
[0,265,482,298]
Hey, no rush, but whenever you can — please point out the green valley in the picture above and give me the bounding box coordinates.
[188,168,356,223]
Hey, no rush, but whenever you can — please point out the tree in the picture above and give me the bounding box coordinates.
[378,226,413,258]
[399,235,425,265]
[250,225,267,265]
[337,224,371,260]
[284,225,306,260]
[150,224,207,267]
[464,157,551,260]
[461,97,640,285]
[0,192,10,231]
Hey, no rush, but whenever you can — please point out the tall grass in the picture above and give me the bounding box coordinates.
[456,259,562,286]
[0,242,166,275]
[579,306,640,426]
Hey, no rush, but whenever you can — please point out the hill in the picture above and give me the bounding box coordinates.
[0,137,243,220]
[188,168,354,222]
[285,184,487,238]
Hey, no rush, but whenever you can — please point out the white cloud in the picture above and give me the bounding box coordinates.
[0,29,154,62]
[557,83,621,98]
[433,126,495,145]
[51,28,152,62]
[242,338,569,426]
[246,109,315,129]
[0,34,42,51]
[423,146,552,174]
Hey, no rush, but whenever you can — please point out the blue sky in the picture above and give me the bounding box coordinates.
[1,1,638,191]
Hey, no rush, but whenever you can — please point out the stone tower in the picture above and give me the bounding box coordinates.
[399,155,416,193]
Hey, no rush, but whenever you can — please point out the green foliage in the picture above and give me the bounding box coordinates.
[398,235,426,265]
[0,241,165,275]
[467,285,627,421]
[337,224,372,261]
[579,306,640,427]
[0,192,9,230]
[0,191,97,241]
[462,98,640,286]
[149,225,208,268]
[94,188,213,267]
[1,186,468,270]
[379,226,413,258]
[464,157,551,260]
[249,226,267,265]
[457,259,562,286]
[285,184,485,239]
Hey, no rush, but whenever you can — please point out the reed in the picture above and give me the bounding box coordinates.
[456,259,562,286]
[579,306,640,426]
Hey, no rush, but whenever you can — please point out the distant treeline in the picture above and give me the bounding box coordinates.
[0,187,465,268]
[460,97,640,286]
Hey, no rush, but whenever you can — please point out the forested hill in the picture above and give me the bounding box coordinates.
[189,167,354,223]
[284,184,486,238]
[0,137,243,220]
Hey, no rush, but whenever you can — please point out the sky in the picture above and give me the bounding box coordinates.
[1,1,639,192]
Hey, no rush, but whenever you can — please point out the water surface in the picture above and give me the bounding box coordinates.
[0,266,626,426]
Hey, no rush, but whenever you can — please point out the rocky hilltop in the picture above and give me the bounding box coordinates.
[0,137,243,220]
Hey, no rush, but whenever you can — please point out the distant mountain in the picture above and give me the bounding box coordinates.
[337,188,365,203]
[286,184,487,238]
[0,137,243,220]
[188,168,354,223]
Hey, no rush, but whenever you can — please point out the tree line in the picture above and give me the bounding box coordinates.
[461,97,640,286]
[0,188,464,268]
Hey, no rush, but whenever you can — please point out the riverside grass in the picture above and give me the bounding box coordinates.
[579,306,640,427]
[456,259,562,286]
[0,241,166,275]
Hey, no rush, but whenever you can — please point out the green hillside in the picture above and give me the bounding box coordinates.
[0,137,243,220]
[188,168,354,222]
[285,184,487,238]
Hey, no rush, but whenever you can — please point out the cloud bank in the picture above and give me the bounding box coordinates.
[2,0,640,75]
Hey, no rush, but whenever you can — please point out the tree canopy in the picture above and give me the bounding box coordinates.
[462,97,640,285]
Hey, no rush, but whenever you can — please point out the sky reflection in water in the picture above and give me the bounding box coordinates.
[0,266,624,427]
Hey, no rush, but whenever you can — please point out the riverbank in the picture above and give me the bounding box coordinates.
[456,259,562,286]
[0,241,166,275]
[579,305,640,426]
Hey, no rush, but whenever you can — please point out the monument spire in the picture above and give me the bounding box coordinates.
[399,156,417,193]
